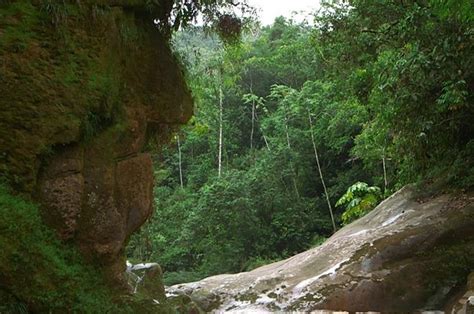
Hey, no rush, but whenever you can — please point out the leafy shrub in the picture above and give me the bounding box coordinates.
[163,271,204,286]
[310,235,328,248]
[336,182,382,225]
[243,256,279,272]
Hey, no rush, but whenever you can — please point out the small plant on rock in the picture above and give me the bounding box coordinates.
[336,182,382,225]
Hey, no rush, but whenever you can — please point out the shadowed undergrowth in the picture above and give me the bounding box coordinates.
[0,183,123,312]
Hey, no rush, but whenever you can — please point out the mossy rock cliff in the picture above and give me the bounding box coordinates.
[0,0,192,311]
[0,0,191,191]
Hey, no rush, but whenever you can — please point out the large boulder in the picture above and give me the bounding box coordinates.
[126,262,203,313]
[126,262,166,299]
[168,187,474,312]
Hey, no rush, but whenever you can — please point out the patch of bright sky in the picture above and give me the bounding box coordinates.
[248,0,321,25]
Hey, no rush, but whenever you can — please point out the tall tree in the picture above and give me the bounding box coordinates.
[177,133,184,188]
[218,83,224,178]
[308,110,336,233]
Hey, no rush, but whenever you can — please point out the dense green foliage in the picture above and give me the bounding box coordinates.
[132,0,473,285]
[0,184,121,312]
[336,182,382,225]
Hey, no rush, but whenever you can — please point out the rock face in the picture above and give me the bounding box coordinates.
[447,272,474,314]
[0,2,192,286]
[168,187,474,312]
[126,262,166,298]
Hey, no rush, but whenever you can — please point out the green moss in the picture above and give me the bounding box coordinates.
[38,1,74,27]
[236,292,257,303]
[0,183,121,311]
[0,0,192,311]
[420,240,474,297]
[0,2,126,191]
[0,0,192,191]
[0,183,182,312]
[168,294,204,314]
[85,65,123,130]
[0,1,40,50]
[119,13,142,44]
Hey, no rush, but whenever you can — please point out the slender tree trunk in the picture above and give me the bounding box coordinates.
[262,134,271,151]
[284,107,300,199]
[177,133,184,189]
[251,100,255,150]
[382,152,388,194]
[255,111,271,151]
[250,82,255,150]
[308,110,336,233]
[218,85,224,178]
[284,115,292,150]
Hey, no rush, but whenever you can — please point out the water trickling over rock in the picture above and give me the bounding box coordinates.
[168,187,474,312]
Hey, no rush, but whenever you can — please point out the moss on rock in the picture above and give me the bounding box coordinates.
[0,0,193,311]
[0,183,121,312]
[0,1,192,192]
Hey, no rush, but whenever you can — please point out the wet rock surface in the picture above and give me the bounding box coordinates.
[168,187,474,312]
